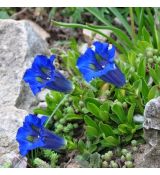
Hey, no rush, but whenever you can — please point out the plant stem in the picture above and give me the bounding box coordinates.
[52,20,126,54]
[129,7,136,40]
[45,94,69,128]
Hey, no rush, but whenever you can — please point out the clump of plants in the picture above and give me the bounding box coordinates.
[13,7,160,168]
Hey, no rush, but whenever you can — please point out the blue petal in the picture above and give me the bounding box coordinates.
[23,69,44,95]
[49,55,56,63]
[93,41,109,58]
[40,128,66,150]
[41,116,48,126]
[77,48,100,82]
[45,70,73,93]
[24,114,42,128]
[93,41,115,63]
[32,55,55,72]
[77,47,116,82]
[101,65,126,87]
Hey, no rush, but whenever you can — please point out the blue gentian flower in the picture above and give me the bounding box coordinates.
[77,41,125,87]
[23,55,72,95]
[16,114,66,156]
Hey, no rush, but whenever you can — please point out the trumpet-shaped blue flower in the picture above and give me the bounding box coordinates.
[77,41,125,87]
[23,55,72,95]
[16,114,66,156]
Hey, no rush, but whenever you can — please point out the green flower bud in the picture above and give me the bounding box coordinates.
[54,115,58,120]
[68,97,73,102]
[59,118,66,124]
[121,149,128,156]
[107,151,113,157]
[148,58,153,63]
[131,140,137,147]
[121,155,126,162]
[82,107,88,113]
[126,153,132,161]
[102,161,109,168]
[56,124,63,131]
[63,127,70,133]
[104,153,112,161]
[79,101,84,107]
[153,55,157,61]
[146,51,153,58]
[73,123,78,129]
[153,49,158,55]
[65,102,69,106]
[105,90,111,96]
[146,47,153,52]
[101,155,105,160]
[66,107,74,113]
[125,161,134,168]
[67,123,73,130]
[54,122,59,127]
[138,53,143,58]
[132,146,138,152]
[130,67,135,73]
[2,162,12,168]
[122,102,128,109]
[111,162,118,168]
[115,147,121,156]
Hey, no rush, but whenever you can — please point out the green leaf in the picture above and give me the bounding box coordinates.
[141,78,149,103]
[85,7,111,26]
[112,103,126,123]
[85,98,101,107]
[127,103,136,124]
[33,108,50,116]
[99,122,114,137]
[99,110,109,122]
[87,24,133,49]
[86,126,99,138]
[148,85,160,101]
[132,79,142,96]
[84,115,98,129]
[149,66,160,85]
[0,11,10,19]
[142,27,151,43]
[78,140,86,154]
[108,7,131,36]
[86,102,100,118]
[52,20,127,54]
[101,136,120,147]
[100,101,110,112]
[118,124,132,134]
[137,8,144,37]
[138,58,146,78]
[66,113,83,120]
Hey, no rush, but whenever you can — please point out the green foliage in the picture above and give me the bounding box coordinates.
[43,150,59,168]
[75,152,102,168]
[33,158,51,168]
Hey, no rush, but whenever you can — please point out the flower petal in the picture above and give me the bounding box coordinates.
[101,65,126,87]
[40,128,66,150]
[45,70,73,93]
[93,41,115,63]
[32,55,55,72]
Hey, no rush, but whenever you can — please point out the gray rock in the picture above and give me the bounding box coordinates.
[133,114,144,124]
[0,106,27,167]
[139,97,160,167]
[0,19,50,167]
[0,19,49,110]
